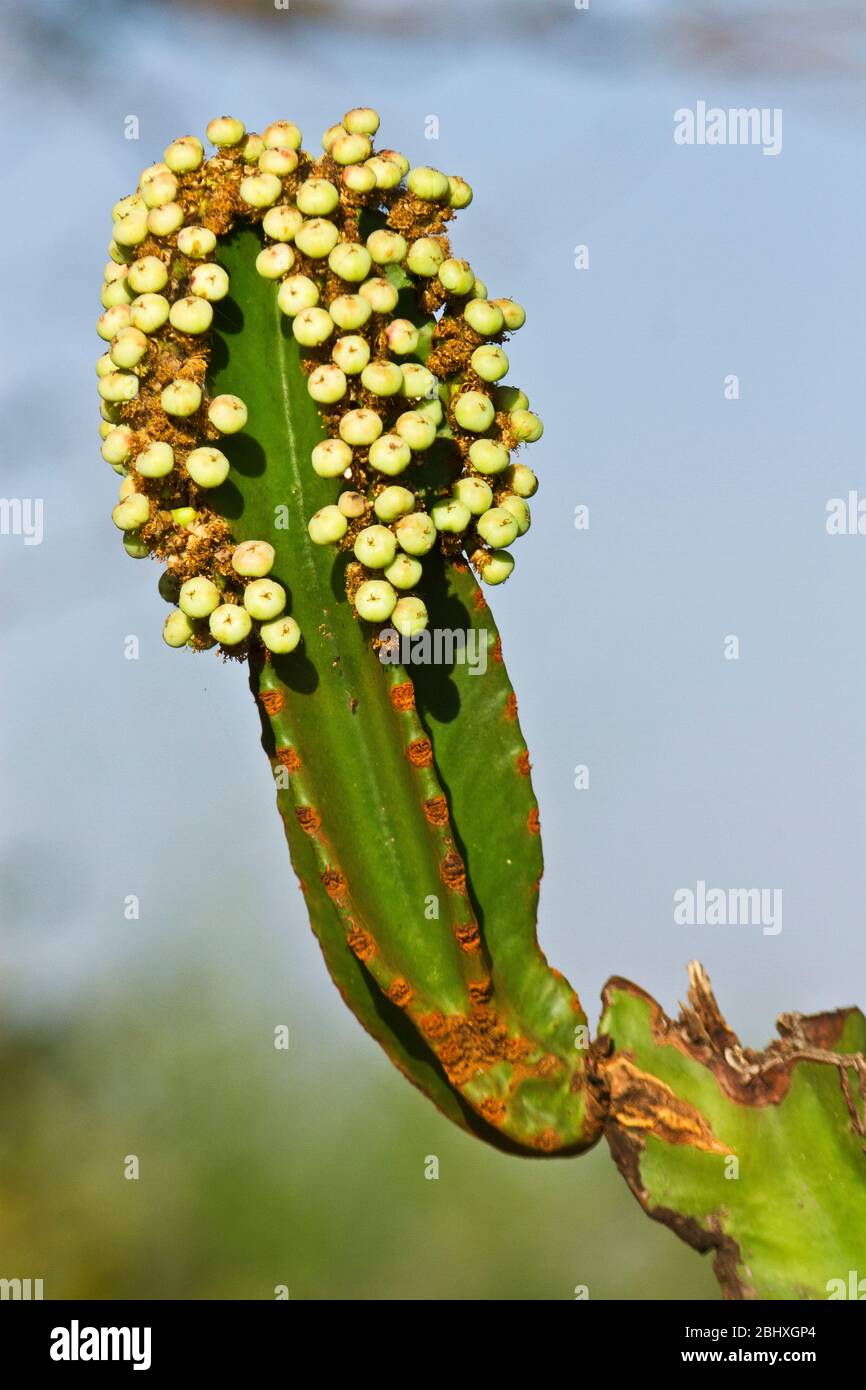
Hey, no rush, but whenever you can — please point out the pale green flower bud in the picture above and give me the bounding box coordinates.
[97,305,132,341]
[294,218,340,259]
[329,293,372,330]
[354,524,396,568]
[368,434,412,476]
[169,295,214,334]
[406,237,445,277]
[260,615,301,654]
[338,491,366,519]
[186,446,230,487]
[416,395,444,425]
[473,277,488,299]
[101,278,134,309]
[476,506,518,548]
[384,319,419,355]
[437,258,475,296]
[344,107,380,135]
[100,401,123,423]
[99,370,139,403]
[209,602,252,645]
[123,531,149,559]
[321,123,346,152]
[328,242,372,283]
[114,207,149,247]
[342,164,377,193]
[399,363,436,400]
[141,171,178,209]
[308,363,347,403]
[255,243,295,280]
[477,549,514,584]
[259,147,298,178]
[161,380,202,417]
[96,352,115,377]
[374,486,415,522]
[504,462,538,498]
[179,576,221,618]
[209,394,248,433]
[147,203,185,237]
[170,506,199,528]
[262,205,304,242]
[109,327,149,368]
[311,438,353,477]
[384,554,423,590]
[491,298,526,330]
[112,492,150,530]
[493,385,529,412]
[339,408,383,446]
[113,193,144,221]
[308,505,348,545]
[364,156,403,190]
[407,166,449,201]
[366,229,407,265]
[277,275,319,316]
[361,360,403,397]
[395,410,437,451]
[176,225,217,260]
[163,608,195,647]
[453,477,493,514]
[263,121,302,151]
[354,579,397,622]
[510,408,544,442]
[164,135,204,173]
[332,133,372,166]
[293,307,335,347]
[431,498,471,534]
[240,172,283,209]
[378,149,410,176]
[232,539,275,576]
[118,474,138,500]
[101,426,134,466]
[500,494,530,535]
[471,344,509,382]
[359,278,399,313]
[189,263,230,301]
[127,255,168,294]
[464,299,504,336]
[395,512,437,556]
[130,293,170,333]
[392,596,428,636]
[332,335,370,375]
[448,176,473,209]
[296,178,339,216]
[468,438,509,474]
[454,390,495,433]
[243,577,286,620]
[207,116,246,147]
[104,260,129,285]
[136,441,175,478]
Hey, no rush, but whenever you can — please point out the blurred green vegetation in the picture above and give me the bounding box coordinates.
[0,962,718,1300]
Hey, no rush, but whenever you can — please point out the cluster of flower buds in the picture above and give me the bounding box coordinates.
[97,110,541,652]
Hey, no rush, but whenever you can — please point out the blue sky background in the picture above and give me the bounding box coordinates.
[1,0,865,1297]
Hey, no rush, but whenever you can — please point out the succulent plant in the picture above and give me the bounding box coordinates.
[97,111,866,1300]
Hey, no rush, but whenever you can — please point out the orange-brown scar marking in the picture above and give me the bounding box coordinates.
[504,692,518,721]
[321,868,348,899]
[406,738,433,767]
[468,978,493,1005]
[516,750,531,776]
[431,1005,533,1088]
[423,795,449,826]
[531,1128,562,1153]
[480,1096,507,1126]
[347,924,376,962]
[259,689,285,716]
[472,589,488,612]
[491,638,503,663]
[294,806,321,835]
[276,746,301,773]
[527,807,541,835]
[441,851,467,895]
[387,978,414,1008]
[418,1011,447,1040]
[389,680,415,711]
[454,921,481,954]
